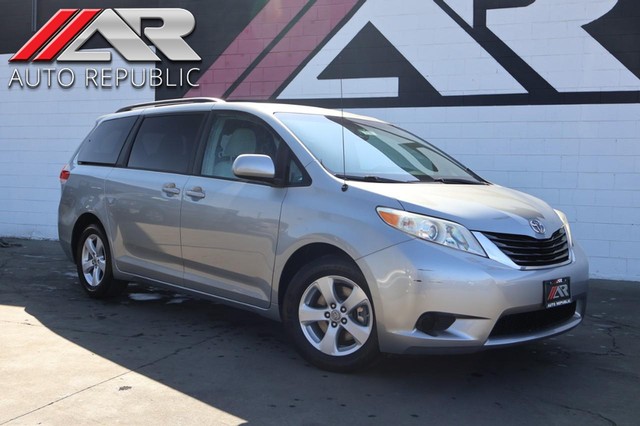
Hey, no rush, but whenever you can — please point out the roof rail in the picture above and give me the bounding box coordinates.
[116,97,224,113]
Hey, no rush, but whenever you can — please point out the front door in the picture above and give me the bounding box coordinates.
[180,112,288,308]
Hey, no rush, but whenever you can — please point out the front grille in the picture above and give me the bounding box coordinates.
[490,302,577,338]
[483,228,570,268]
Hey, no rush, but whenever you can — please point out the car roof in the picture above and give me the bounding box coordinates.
[97,98,385,124]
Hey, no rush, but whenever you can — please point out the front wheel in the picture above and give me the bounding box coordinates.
[76,224,127,298]
[283,256,379,372]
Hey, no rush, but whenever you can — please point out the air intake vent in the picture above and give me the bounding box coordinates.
[490,302,577,338]
[483,228,570,268]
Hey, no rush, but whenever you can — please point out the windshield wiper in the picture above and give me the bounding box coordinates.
[431,177,485,185]
[335,174,406,183]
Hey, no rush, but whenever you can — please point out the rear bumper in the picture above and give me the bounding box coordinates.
[357,239,589,355]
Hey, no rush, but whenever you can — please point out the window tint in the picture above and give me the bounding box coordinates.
[77,116,137,165]
[201,115,281,179]
[128,114,204,174]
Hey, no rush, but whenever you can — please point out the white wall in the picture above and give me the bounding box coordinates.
[0,52,154,239]
[352,105,640,281]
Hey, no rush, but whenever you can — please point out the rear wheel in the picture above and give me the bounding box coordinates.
[76,225,127,298]
[283,256,379,372]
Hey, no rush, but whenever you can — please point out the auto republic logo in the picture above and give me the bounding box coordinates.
[8,8,201,89]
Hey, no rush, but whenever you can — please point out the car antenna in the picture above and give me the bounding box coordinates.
[339,53,348,192]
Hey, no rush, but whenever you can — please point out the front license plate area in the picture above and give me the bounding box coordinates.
[544,277,571,308]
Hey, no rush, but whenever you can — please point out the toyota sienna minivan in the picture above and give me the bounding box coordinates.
[58,98,589,371]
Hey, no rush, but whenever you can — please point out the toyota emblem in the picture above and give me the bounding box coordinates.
[530,219,546,235]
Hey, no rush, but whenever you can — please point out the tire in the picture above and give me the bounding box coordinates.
[75,224,127,298]
[283,255,379,372]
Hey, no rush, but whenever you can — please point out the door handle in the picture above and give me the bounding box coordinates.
[162,183,181,196]
[185,187,206,199]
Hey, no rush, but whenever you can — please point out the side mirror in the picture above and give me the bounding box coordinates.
[233,154,275,180]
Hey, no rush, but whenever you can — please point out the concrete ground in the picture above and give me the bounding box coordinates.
[0,239,638,426]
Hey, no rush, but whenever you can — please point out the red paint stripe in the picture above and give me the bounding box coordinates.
[9,9,78,62]
[228,0,359,100]
[186,0,309,98]
[548,287,557,301]
[33,9,101,62]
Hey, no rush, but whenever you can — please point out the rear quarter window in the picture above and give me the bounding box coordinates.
[77,116,137,165]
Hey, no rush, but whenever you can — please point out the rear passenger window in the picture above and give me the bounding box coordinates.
[127,114,204,174]
[77,116,137,165]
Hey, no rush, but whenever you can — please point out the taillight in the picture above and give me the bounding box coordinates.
[59,165,71,184]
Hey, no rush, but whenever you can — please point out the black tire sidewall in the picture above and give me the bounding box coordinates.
[283,256,379,372]
[76,225,122,298]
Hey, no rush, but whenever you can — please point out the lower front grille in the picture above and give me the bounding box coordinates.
[489,302,577,338]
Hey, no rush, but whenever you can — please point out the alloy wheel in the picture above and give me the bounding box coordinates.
[81,234,106,287]
[298,275,373,356]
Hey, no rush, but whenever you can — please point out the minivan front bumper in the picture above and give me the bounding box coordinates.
[357,238,589,355]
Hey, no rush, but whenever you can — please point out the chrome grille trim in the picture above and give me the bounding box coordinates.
[482,228,570,268]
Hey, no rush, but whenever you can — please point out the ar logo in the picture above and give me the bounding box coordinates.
[190,0,639,107]
[548,284,570,301]
[10,8,201,63]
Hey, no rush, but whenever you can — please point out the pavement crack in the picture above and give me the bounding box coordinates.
[602,326,624,357]
[128,334,218,371]
[572,326,625,357]
[0,335,217,425]
[587,315,636,331]
[1,372,132,425]
[0,320,41,328]
[538,400,618,426]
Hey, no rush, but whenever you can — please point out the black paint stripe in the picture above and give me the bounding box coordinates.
[278,90,640,109]
[434,0,557,95]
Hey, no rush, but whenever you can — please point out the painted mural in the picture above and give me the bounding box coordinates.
[2,0,638,106]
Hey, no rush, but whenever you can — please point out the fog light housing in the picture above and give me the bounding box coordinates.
[416,312,456,336]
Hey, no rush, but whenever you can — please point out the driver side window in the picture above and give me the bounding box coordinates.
[201,114,280,179]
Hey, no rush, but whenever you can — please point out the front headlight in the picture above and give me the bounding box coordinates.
[377,207,486,257]
[554,209,574,246]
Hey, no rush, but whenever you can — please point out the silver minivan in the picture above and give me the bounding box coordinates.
[59,98,588,372]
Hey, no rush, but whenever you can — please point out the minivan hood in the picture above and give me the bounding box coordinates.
[351,182,563,238]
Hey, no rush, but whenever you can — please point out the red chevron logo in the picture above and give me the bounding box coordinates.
[10,9,100,62]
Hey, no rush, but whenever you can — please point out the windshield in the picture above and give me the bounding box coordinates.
[276,113,484,184]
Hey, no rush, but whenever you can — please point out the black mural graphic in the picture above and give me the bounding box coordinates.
[0,0,32,53]
[317,22,442,103]
[3,0,640,107]
[436,0,556,96]
[584,0,640,80]
[286,0,640,108]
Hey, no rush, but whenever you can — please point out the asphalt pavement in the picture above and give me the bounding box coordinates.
[0,239,638,425]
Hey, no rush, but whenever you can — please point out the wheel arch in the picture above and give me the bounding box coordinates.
[276,242,364,317]
[71,213,107,263]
